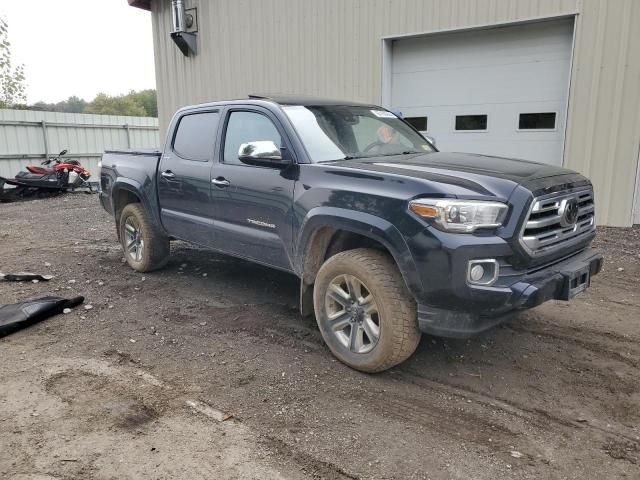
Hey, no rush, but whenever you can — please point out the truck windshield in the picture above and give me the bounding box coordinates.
[282,105,435,163]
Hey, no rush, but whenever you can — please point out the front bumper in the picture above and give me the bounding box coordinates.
[416,249,603,338]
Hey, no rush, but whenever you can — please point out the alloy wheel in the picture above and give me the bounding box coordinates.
[124,217,144,262]
[324,274,381,354]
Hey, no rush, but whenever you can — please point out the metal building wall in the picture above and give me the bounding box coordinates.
[0,109,160,179]
[150,0,640,226]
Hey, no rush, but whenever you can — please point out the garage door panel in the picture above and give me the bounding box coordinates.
[429,135,563,165]
[392,20,573,73]
[400,101,564,124]
[392,60,570,108]
[430,131,564,164]
[430,102,564,163]
[390,18,573,165]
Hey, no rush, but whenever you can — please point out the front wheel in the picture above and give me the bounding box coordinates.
[119,203,170,272]
[313,248,421,373]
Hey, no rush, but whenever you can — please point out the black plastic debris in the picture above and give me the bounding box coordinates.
[0,296,84,337]
[0,272,54,282]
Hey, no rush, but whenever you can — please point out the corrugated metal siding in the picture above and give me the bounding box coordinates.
[0,109,159,179]
[563,0,640,227]
[151,0,640,226]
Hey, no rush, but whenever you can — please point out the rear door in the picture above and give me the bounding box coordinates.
[210,107,296,270]
[157,110,220,246]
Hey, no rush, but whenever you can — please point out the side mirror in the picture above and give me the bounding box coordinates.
[59,149,68,156]
[238,141,289,168]
[424,135,436,147]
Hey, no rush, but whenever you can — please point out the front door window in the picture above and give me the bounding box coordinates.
[223,111,281,165]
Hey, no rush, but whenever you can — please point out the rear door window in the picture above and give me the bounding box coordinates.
[172,112,220,161]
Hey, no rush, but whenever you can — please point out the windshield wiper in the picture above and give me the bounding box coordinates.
[317,155,362,163]
[368,151,422,158]
[319,151,422,163]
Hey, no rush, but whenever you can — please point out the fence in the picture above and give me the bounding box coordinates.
[0,109,160,179]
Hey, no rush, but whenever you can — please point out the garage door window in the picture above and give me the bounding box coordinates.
[404,116,428,132]
[518,112,556,130]
[455,115,487,131]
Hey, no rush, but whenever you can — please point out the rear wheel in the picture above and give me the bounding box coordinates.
[119,203,169,272]
[313,248,421,373]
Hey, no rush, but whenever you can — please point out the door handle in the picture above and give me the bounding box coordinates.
[161,170,176,179]
[211,178,230,187]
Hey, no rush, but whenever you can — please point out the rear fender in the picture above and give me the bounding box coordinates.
[111,178,162,230]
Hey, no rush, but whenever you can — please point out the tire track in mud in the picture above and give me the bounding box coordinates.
[393,367,640,446]
[392,368,576,431]
[506,323,640,369]
[367,392,519,448]
[191,302,640,447]
[183,304,531,451]
[197,303,321,344]
[260,436,360,480]
[590,274,640,292]
[522,320,640,346]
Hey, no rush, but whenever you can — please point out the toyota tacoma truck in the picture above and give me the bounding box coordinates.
[99,95,602,373]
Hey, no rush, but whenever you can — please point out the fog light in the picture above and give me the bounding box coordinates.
[470,264,485,282]
[467,259,499,286]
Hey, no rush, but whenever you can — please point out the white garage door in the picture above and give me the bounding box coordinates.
[390,19,574,165]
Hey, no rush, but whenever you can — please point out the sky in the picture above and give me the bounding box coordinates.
[0,0,156,104]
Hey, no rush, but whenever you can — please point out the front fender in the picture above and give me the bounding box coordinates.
[295,206,424,299]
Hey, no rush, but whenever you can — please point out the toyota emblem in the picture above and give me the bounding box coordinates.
[560,198,579,226]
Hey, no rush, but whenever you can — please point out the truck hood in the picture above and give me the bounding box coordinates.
[326,152,579,200]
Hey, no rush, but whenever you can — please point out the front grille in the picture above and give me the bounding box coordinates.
[520,187,595,257]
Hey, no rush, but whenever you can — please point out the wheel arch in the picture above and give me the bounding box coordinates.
[296,207,423,317]
[111,179,159,239]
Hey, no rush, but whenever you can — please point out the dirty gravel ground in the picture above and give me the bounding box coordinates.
[1,194,639,480]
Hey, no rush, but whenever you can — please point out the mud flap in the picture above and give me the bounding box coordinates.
[0,296,84,337]
[300,280,315,318]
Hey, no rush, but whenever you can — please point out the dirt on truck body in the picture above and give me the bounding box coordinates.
[0,194,639,479]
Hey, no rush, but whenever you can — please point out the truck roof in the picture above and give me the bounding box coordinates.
[246,94,375,107]
[176,95,377,115]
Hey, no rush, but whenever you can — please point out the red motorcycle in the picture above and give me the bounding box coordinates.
[0,149,95,201]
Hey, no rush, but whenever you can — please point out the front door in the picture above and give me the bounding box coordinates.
[157,110,220,246]
[211,108,296,270]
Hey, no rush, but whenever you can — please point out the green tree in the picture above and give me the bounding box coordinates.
[0,17,27,108]
[30,101,56,111]
[58,95,87,113]
[84,92,147,116]
[29,95,87,113]
[128,89,157,117]
[28,90,157,117]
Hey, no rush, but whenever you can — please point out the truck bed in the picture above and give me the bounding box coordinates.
[99,149,162,220]
[104,149,162,156]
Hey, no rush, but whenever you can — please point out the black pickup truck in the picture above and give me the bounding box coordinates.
[99,95,602,372]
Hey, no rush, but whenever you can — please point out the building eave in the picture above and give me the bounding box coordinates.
[128,0,151,11]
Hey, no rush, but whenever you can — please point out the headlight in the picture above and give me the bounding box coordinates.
[409,199,508,233]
